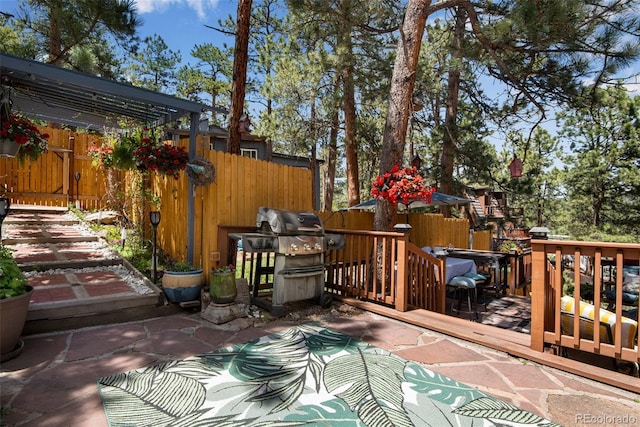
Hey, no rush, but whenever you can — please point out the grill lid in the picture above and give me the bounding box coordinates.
[256,207,324,235]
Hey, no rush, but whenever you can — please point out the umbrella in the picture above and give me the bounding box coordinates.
[349,192,472,211]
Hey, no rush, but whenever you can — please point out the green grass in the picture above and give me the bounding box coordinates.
[87,222,156,280]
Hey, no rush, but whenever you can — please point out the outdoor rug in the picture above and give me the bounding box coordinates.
[97,323,558,426]
[481,295,532,334]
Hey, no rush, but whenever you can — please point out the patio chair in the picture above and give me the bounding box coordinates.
[603,269,639,311]
[463,272,490,304]
[559,296,639,377]
[447,276,478,316]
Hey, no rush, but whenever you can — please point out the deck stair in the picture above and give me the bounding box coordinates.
[487,197,505,218]
[467,197,486,227]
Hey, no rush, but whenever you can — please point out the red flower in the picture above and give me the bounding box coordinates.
[0,113,49,161]
[133,140,188,179]
[371,165,434,206]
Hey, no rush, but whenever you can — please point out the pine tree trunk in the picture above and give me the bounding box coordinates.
[323,108,339,211]
[374,0,430,231]
[440,7,466,218]
[227,0,252,154]
[344,65,360,207]
[339,12,360,208]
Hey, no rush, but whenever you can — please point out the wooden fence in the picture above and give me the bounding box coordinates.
[324,230,410,309]
[0,128,118,210]
[157,149,313,276]
[319,210,491,252]
[1,127,106,209]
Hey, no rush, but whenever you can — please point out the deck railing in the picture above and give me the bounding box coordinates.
[508,250,532,294]
[530,240,639,365]
[324,230,445,313]
[406,242,446,313]
[326,234,638,367]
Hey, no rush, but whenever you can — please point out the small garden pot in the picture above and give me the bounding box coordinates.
[162,269,204,303]
[210,271,237,304]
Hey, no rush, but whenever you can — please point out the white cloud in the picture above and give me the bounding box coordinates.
[134,0,220,20]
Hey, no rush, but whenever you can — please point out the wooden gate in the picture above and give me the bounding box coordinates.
[0,128,102,208]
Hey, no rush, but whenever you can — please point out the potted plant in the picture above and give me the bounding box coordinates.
[0,246,33,360]
[88,134,138,171]
[161,259,204,303]
[210,264,237,304]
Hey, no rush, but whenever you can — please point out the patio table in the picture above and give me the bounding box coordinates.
[445,249,509,295]
[443,257,477,284]
[421,247,476,283]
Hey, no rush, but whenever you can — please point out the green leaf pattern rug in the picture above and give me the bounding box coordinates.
[97,324,560,426]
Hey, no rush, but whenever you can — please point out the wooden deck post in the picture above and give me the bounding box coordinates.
[530,241,547,352]
[396,235,407,312]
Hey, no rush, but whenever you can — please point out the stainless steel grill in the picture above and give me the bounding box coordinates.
[241,207,344,317]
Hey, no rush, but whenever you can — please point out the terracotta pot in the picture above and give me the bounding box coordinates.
[210,271,237,304]
[0,286,33,358]
[0,138,20,157]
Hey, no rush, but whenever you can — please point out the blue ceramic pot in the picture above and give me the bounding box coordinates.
[163,284,202,303]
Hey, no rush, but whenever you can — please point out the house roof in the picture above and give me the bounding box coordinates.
[0,53,207,130]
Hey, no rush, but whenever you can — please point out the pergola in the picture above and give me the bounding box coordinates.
[0,53,209,264]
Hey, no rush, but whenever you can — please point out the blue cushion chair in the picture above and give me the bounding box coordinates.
[463,272,490,305]
[447,276,478,315]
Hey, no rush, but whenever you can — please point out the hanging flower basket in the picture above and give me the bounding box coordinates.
[0,113,49,161]
[186,156,216,186]
[371,165,433,205]
[133,138,189,179]
[87,143,114,169]
[87,134,141,170]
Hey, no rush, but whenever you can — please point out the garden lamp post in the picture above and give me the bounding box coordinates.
[150,211,161,283]
[0,197,9,246]
[74,172,81,209]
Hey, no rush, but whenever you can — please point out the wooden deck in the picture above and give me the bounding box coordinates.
[338,296,640,394]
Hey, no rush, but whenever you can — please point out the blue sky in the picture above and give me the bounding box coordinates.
[1,0,239,64]
[133,0,239,62]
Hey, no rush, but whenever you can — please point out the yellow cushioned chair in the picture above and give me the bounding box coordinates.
[560,296,638,349]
